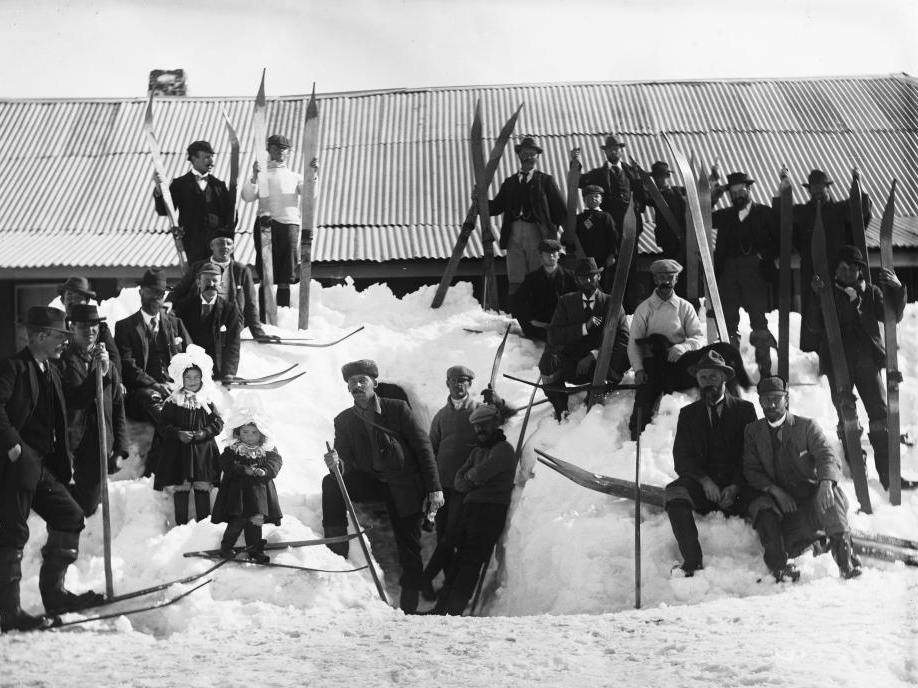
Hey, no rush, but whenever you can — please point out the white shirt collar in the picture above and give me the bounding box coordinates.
[768,414,787,429]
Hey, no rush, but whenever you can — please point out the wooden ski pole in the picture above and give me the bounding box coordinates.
[325,442,389,604]
[95,362,114,599]
[634,406,642,610]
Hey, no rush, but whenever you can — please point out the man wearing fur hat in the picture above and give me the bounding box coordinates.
[745,376,862,581]
[805,245,914,494]
[476,136,566,296]
[539,257,630,420]
[153,140,235,264]
[56,276,121,374]
[0,307,103,632]
[664,350,758,577]
[627,259,705,439]
[712,171,779,377]
[172,262,242,380]
[510,239,577,342]
[323,359,444,613]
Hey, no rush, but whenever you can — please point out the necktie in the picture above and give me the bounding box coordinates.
[584,299,593,317]
[709,403,723,430]
[519,171,529,185]
[147,317,158,340]
[201,303,212,317]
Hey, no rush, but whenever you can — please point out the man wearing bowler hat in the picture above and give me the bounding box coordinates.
[664,349,758,577]
[477,136,566,296]
[56,276,121,374]
[805,244,915,495]
[58,304,129,516]
[539,257,630,420]
[0,307,103,631]
[510,238,577,342]
[712,171,779,377]
[153,140,235,264]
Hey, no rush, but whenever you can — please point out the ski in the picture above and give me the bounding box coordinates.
[563,147,586,258]
[879,180,902,505]
[630,157,683,243]
[811,203,873,513]
[697,158,717,342]
[222,364,298,385]
[253,70,278,326]
[504,372,638,395]
[298,84,320,329]
[506,397,551,415]
[183,531,365,559]
[250,325,365,348]
[851,528,917,551]
[777,168,793,380]
[849,168,871,284]
[470,99,500,312]
[222,372,305,389]
[431,103,524,309]
[143,92,186,270]
[489,323,512,390]
[662,134,727,340]
[185,552,369,573]
[588,196,637,408]
[221,108,240,214]
[852,542,918,568]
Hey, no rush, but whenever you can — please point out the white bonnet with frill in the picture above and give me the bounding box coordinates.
[222,391,275,449]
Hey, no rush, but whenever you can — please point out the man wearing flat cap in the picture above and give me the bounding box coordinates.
[539,257,630,420]
[791,168,872,352]
[153,140,235,264]
[172,262,243,380]
[712,171,779,377]
[57,304,129,517]
[627,259,705,439]
[510,239,577,342]
[744,376,862,581]
[664,349,758,577]
[575,184,619,283]
[477,136,566,296]
[0,307,103,631]
[430,403,517,615]
[56,276,121,374]
[805,244,914,496]
[323,359,444,613]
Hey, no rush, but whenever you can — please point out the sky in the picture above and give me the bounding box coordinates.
[1,0,917,98]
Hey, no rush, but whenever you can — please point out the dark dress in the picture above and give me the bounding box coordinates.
[152,396,223,490]
[212,444,283,525]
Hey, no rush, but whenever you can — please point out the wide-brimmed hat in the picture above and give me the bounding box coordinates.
[21,306,70,333]
[514,136,543,154]
[757,375,789,395]
[650,259,683,276]
[725,172,755,187]
[266,134,291,149]
[602,135,626,149]
[139,268,168,291]
[186,140,214,157]
[538,239,563,253]
[651,161,672,178]
[66,304,106,323]
[342,359,379,381]
[803,169,833,188]
[446,365,475,381]
[581,184,605,196]
[688,349,735,380]
[573,257,603,276]
[57,276,96,299]
[835,244,867,268]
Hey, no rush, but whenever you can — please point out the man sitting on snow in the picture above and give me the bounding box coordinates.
[664,350,758,577]
[510,239,577,342]
[744,376,862,581]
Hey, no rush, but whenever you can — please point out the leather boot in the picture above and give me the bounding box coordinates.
[244,524,269,564]
[829,533,863,580]
[749,329,776,378]
[174,492,190,526]
[194,490,211,522]
[399,587,420,614]
[869,429,891,490]
[0,548,55,633]
[276,285,290,308]
[39,531,104,615]
[324,525,349,558]
[220,519,246,558]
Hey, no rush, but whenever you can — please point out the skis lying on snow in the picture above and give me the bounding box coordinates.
[222,364,299,385]
[503,373,638,395]
[185,552,369,574]
[249,325,365,348]
[182,532,365,559]
[222,370,306,389]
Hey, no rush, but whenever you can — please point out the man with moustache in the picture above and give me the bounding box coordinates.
[172,262,242,380]
[58,304,129,517]
[712,171,779,376]
[510,239,577,342]
[0,307,103,632]
[55,276,121,373]
[322,359,444,613]
[664,350,758,577]
[153,140,235,264]
[539,257,630,420]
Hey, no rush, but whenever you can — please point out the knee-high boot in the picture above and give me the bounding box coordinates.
[0,548,53,633]
[220,519,246,558]
[244,523,269,564]
[174,492,190,526]
[39,531,103,615]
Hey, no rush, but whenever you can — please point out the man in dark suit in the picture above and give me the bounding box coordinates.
[56,275,121,374]
[712,171,779,376]
[480,136,566,295]
[172,262,242,379]
[664,349,758,577]
[539,257,630,420]
[322,359,444,613]
[510,239,577,342]
[575,185,619,285]
[153,140,235,264]
[0,307,103,632]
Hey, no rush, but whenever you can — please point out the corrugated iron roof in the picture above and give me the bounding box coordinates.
[1,74,917,269]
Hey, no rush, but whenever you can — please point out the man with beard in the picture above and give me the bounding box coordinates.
[791,169,872,352]
[627,259,705,439]
[745,376,862,581]
[55,276,121,373]
[510,239,577,342]
[805,245,915,493]
[429,404,517,615]
[664,350,758,577]
[478,136,566,296]
[712,171,779,376]
[58,304,129,516]
[0,307,103,632]
[539,257,630,420]
[153,140,235,264]
[322,359,444,613]
[173,263,242,380]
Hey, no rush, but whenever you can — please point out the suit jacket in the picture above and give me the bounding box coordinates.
[579,163,646,234]
[673,393,757,487]
[575,208,619,267]
[488,170,566,249]
[169,258,264,338]
[744,413,843,498]
[114,310,191,390]
[333,397,441,517]
[511,265,578,329]
[154,171,235,263]
[547,290,630,376]
[172,295,242,378]
[0,348,71,481]
[712,202,777,278]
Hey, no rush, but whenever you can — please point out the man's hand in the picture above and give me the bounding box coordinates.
[254,333,282,343]
[177,430,194,444]
[666,345,683,363]
[252,161,261,180]
[310,157,319,172]
[811,275,825,294]
[427,490,445,511]
[585,315,603,331]
[569,147,581,163]
[769,485,798,514]
[91,346,110,377]
[877,267,902,289]
[576,353,595,377]
[153,383,171,397]
[324,448,340,471]
[530,320,549,329]
[152,171,164,186]
[634,370,648,386]
[816,480,835,512]
[7,444,21,463]
[170,226,184,239]
[718,484,739,509]
[700,477,722,504]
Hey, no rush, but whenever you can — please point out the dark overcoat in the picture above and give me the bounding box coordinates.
[114,310,191,390]
[212,446,283,524]
[152,399,223,490]
[172,295,242,378]
[169,258,264,337]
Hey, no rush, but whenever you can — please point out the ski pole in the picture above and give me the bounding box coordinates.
[95,360,114,599]
[324,442,389,605]
[634,406,642,610]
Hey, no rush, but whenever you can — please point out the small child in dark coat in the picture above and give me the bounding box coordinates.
[212,418,283,563]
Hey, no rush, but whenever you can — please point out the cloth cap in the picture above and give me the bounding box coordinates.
[266,134,291,149]
[139,268,168,290]
[602,134,626,149]
[210,235,234,246]
[803,169,833,187]
[469,404,501,423]
[581,184,604,196]
[22,306,70,333]
[66,304,106,323]
[757,375,789,395]
[835,244,867,268]
[650,259,683,276]
[687,349,735,380]
[186,140,214,157]
[725,172,755,187]
[514,136,543,154]
[57,276,96,299]
[446,365,475,381]
[538,239,563,253]
[650,161,672,177]
[573,257,603,276]
[197,262,223,277]
[342,359,379,381]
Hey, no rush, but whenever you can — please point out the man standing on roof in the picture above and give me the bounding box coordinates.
[510,239,577,342]
[153,140,235,264]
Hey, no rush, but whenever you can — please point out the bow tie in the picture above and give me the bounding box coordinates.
[195,174,209,183]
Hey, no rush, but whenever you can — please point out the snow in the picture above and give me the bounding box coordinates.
[6,280,918,687]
